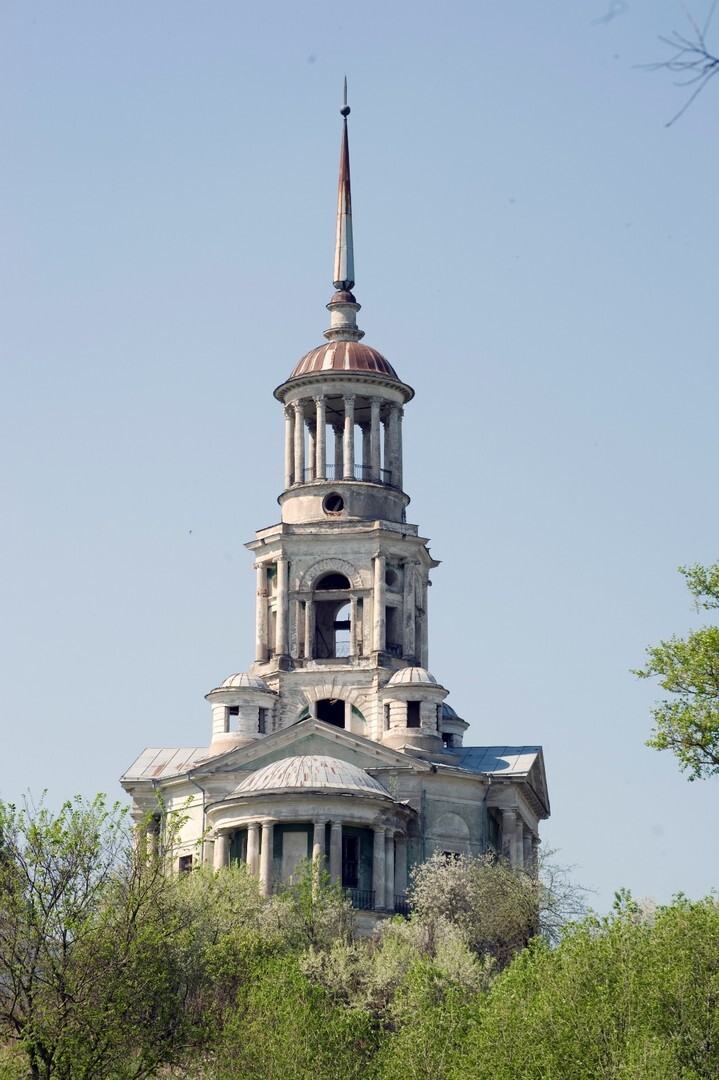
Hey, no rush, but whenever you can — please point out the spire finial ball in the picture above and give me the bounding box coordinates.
[340,104,350,117]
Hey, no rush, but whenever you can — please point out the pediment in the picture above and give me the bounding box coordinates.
[527,753,550,817]
[192,719,431,781]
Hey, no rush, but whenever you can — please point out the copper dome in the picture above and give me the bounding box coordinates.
[290,340,399,381]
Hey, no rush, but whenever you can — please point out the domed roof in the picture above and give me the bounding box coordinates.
[215,673,272,692]
[232,755,391,798]
[387,666,438,686]
[442,702,459,719]
[290,341,399,381]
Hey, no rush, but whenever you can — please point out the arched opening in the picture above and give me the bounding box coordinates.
[315,572,351,590]
[334,601,351,656]
[316,698,346,727]
[312,571,355,658]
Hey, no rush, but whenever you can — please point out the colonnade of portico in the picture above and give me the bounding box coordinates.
[283,392,404,491]
[500,808,540,869]
[212,817,408,910]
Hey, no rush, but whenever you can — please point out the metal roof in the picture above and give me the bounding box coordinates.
[451,746,542,777]
[121,747,208,782]
[290,340,399,381]
[232,755,392,798]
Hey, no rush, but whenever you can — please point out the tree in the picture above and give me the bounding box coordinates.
[648,2,719,125]
[454,892,719,1080]
[635,561,719,780]
[0,794,195,1079]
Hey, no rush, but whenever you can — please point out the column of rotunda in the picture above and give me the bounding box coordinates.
[211,821,406,909]
[282,395,403,488]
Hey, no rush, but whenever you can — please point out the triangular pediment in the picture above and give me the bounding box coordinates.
[191,719,431,781]
[527,752,550,817]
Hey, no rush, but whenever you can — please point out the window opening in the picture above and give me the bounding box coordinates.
[407,701,421,728]
[258,708,268,734]
[384,703,391,731]
[323,492,345,514]
[342,836,359,889]
[178,855,193,873]
[333,601,351,657]
[316,698,345,728]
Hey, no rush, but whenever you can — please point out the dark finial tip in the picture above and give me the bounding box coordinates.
[340,105,350,117]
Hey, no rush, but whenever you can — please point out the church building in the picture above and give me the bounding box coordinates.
[121,95,550,915]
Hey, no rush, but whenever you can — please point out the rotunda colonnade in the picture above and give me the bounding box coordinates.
[207,755,413,911]
[283,392,404,492]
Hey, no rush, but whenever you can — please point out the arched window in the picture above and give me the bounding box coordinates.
[316,698,346,728]
[312,572,354,658]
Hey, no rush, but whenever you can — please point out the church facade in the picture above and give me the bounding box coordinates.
[120,99,549,914]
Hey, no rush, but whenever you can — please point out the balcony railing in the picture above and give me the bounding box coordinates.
[302,463,398,488]
[394,895,411,917]
[346,888,375,911]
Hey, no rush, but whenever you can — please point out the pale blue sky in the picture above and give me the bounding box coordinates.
[2,0,718,912]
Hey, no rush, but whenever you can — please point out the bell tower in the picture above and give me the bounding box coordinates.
[245,88,449,750]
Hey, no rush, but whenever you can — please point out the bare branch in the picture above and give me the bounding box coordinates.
[643,2,719,124]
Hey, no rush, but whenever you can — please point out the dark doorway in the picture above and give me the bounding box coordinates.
[316,698,345,727]
[342,836,359,888]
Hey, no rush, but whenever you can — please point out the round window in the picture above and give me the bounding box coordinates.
[385,568,399,588]
[323,492,345,514]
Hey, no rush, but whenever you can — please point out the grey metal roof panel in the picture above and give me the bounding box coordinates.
[452,745,542,777]
[121,747,209,782]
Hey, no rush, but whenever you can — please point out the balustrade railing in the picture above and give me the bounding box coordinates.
[346,888,375,911]
[301,463,398,488]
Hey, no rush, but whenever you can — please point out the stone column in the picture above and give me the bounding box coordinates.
[383,409,391,481]
[312,820,326,864]
[372,825,386,910]
[255,563,268,663]
[370,397,381,481]
[332,423,343,480]
[349,595,358,656]
[259,820,275,896]
[293,598,302,660]
[531,835,540,873]
[501,809,517,866]
[523,829,533,871]
[307,421,316,482]
[284,405,295,488]
[293,400,305,484]
[360,422,370,479]
[329,820,342,885]
[213,831,229,870]
[314,395,326,480]
[384,831,396,911]
[419,575,429,668]
[402,560,416,660]
[395,406,404,491]
[515,815,525,869]
[373,553,386,653]
[275,556,289,657]
[394,835,408,897]
[246,822,260,876]
[304,598,315,660]
[343,394,355,479]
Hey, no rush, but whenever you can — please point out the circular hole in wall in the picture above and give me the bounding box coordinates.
[323,492,345,513]
[385,568,399,588]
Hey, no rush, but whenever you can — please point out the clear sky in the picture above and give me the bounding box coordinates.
[2,0,718,913]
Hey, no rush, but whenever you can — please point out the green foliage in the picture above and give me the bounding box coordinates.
[212,955,376,1080]
[635,561,719,779]
[455,892,719,1080]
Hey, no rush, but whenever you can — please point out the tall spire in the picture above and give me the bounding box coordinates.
[324,79,364,343]
[333,77,355,292]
